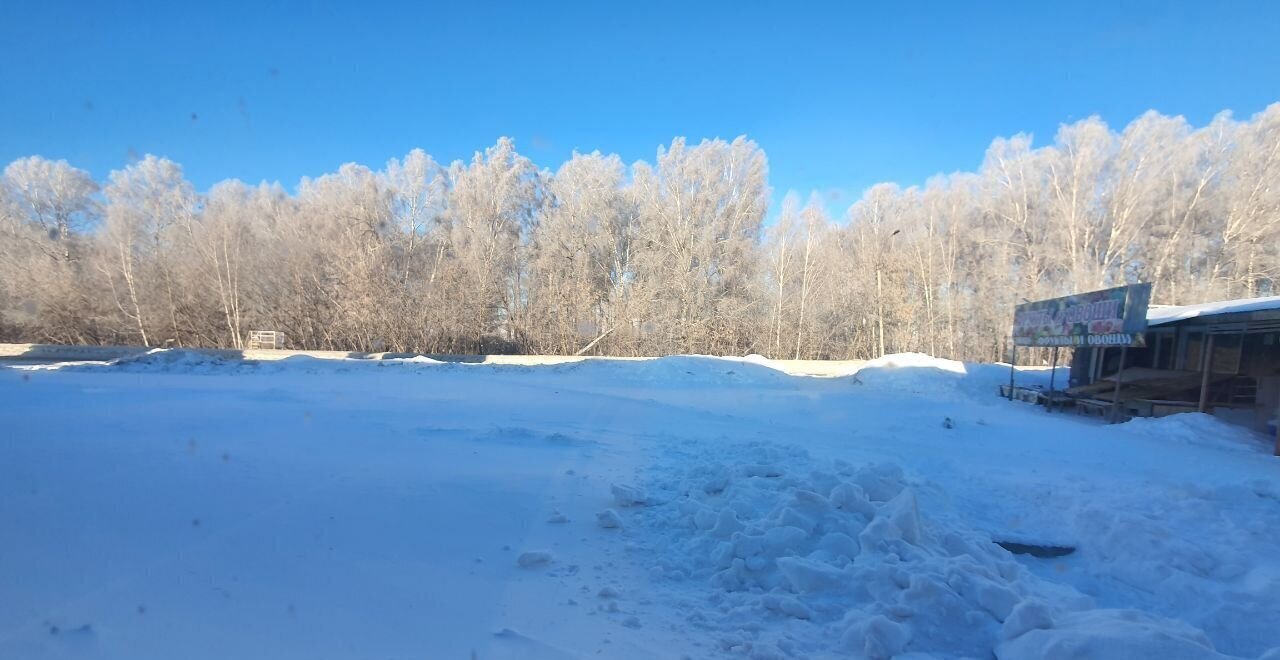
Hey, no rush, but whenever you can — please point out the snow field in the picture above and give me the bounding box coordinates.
[1,351,1277,659]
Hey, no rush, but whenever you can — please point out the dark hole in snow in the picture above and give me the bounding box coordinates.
[995,540,1075,558]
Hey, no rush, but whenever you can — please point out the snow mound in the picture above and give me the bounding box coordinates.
[1060,477,1280,656]
[552,355,793,387]
[81,348,452,376]
[626,441,1239,658]
[1119,413,1271,453]
[852,353,1063,400]
[853,353,998,399]
[999,608,1230,660]
[382,354,447,365]
[106,348,248,373]
[628,442,1052,656]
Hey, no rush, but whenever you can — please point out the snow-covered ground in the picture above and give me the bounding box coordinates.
[1,351,1277,660]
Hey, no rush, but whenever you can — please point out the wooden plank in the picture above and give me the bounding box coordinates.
[1198,334,1216,413]
[1109,346,1128,423]
[1076,398,1112,418]
[1095,367,1199,383]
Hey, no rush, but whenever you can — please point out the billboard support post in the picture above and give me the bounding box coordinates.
[1047,346,1059,411]
[1109,346,1127,423]
[1008,342,1016,400]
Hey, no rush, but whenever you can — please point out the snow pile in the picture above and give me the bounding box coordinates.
[1060,478,1280,657]
[852,353,1064,399]
[853,353,995,398]
[381,354,447,366]
[1000,607,1227,659]
[106,348,250,373]
[552,355,793,387]
[851,353,970,394]
[73,348,443,376]
[1119,413,1272,453]
[630,442,1041,657]
[626,441,1248,659]
[84,350,797,386]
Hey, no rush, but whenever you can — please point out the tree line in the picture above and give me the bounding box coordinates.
[1,104,1277,361]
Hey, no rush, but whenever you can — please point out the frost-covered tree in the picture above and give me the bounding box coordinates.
[630,136,768,354]
[440,137,545,351]
[2,103,1278,359]
[527,151,633,354]
[99,156,196,346]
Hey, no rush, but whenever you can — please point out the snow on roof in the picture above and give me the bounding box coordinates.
[1147,294,1280,326]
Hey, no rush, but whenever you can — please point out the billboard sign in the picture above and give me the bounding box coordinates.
[1013,284,1151,347]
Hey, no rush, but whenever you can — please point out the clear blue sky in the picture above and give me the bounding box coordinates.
[3,0,1279,214]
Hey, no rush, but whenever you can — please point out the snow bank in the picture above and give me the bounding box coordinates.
[1118,412,1272,453]
[55,348,445,375]
[45,349,801,386]
[383,354,447,365]
[851,353,1062,399]
[1059,477,1280,657]
[40,348,1074,399]
[108,348,249,373]
[999,608,1229,659]
[548,355,794,387]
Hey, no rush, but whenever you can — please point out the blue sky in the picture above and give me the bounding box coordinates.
[3,0,1279,215]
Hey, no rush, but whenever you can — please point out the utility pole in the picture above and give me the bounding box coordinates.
[876,268,885,357]
[876,230,899,358]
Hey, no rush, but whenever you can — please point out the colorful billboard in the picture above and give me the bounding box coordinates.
[1013,284,1151,347]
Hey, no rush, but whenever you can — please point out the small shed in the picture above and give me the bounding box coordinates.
[1068,294,1280,432]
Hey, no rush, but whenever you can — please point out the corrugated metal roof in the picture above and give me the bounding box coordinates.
[1147,295,1280,326]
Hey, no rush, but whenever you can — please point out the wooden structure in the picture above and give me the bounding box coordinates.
[246,331,287,350]
[1067,295,1280,434]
